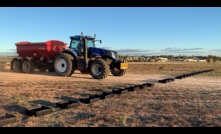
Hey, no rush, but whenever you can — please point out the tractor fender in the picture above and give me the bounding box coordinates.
[89,56,115,66]
[62,49,77,59]
[101,55,116,62]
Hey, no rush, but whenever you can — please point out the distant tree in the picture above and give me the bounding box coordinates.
[189,55,195,59]
[202,56,207,60]
[167,55,174,60]
[206,55,212,63]
[218,56,221,61]
[178,55,187,59]
[212,56,217,63]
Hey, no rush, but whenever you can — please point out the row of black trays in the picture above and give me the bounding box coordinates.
[0,82,156,126]
[158,78,175,83]
[113,83,155,93]
[25,106,53,117]
[56,100,80,109]
[23,70,214,118]
[78,83,155,104]
[0,113,16,127]
[175,69,214,79]
[79,95,101,104]
[78,91,117,104]
[11,82,155,125]
[5,69,214,126]
[1,83,153,126]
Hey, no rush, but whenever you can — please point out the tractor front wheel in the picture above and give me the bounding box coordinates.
[90,59,109,79]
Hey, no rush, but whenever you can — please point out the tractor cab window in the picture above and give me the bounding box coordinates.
[70,39,84,55]
[87,39,95,48]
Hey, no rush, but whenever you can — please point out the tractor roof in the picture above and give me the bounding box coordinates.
[70,35,95,39]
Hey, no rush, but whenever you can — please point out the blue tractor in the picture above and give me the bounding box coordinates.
[54,33,128,79]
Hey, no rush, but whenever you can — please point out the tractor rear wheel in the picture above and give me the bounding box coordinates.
[22,60,35,73]
[54,53,75,77]
[90,59,109,79]
[11,58,21,72]
[111,69,126,76]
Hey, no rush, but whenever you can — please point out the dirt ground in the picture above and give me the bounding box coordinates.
[1,68,221,127]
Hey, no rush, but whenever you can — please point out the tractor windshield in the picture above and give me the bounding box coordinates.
[70,39,81,49]
[70,39,83,55]
[87,39,95,48]
[70,38,95,53]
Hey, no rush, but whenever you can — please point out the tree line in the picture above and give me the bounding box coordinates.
[118,55,221,63]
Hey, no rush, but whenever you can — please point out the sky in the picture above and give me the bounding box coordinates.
[0,7,221,56]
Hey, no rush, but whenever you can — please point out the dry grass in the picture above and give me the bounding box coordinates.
[2,86,221,127]
[127,61,221,76]
[0,61,221,127]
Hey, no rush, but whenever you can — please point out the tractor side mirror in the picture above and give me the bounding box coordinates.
[100,40,102,44]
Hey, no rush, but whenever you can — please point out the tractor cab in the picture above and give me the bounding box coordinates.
[69,35,101,57]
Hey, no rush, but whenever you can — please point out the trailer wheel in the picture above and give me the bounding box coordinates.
[90,59,109,79]
[11,58,21,72]
[54,53,75,77]
[111,69,126,76]
[22,60,35,73]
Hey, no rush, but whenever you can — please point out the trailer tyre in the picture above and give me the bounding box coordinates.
[111,69,126,76]
[22,60,35,73]
[90,59,109,79]
[54,53,74,77]
[11,58,22,72]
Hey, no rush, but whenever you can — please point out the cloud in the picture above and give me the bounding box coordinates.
[7,49,16,52]
[115,49,163,56]
[114,47,213,56]
[114,48,207,56]
[161,48,203,53]
[210,49,221,52]
[115,49,151,56]
[160,47,204,53]
[0,49,16,52]
[115,49,150,53]
[100,47,112,50]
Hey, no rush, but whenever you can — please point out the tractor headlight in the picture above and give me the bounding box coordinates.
[111,51,116,59]
[115,52,119,60]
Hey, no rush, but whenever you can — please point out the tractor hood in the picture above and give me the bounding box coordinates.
[89,47,119,60]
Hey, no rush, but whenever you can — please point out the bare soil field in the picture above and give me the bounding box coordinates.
[0,61,221,127]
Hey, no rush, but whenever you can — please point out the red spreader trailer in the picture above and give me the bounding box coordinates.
[11,40,67,73]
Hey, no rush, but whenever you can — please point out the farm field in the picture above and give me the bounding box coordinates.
[0,61,221,127]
